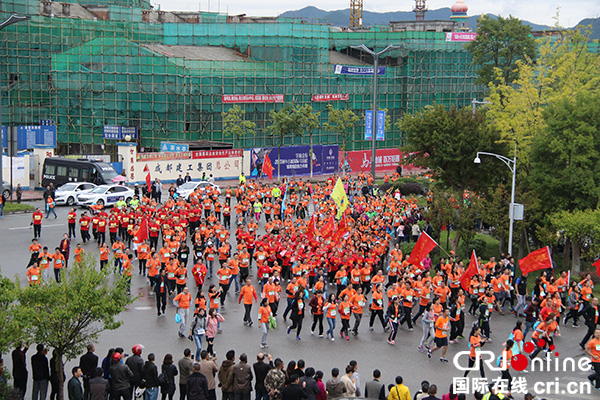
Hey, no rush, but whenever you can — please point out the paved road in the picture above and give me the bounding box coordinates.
[0,202,596,400]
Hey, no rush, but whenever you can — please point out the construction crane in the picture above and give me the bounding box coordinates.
[350,0,363,28]
[414,0,427,21]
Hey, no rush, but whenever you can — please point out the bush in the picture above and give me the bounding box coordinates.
[460,236,487,259]
[398,241,417,256]
[400,182,426,196]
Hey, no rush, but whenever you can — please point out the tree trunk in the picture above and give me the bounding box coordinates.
[498,236,506,254]
[562,239,571,270]
[572,240,581,273]
[57,350,65,400]
[277,145,281,180]
[310,133,313,178]
[517,229,527,262]
[450,231,461,254]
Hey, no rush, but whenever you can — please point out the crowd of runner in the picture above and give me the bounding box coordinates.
[14,173,600,399]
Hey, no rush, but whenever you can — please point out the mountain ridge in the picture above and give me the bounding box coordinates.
[279,6,599,38]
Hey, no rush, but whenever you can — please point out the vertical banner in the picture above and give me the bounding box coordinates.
[365,110,373,140]
[376,110,385,141]
[321,145,339,174]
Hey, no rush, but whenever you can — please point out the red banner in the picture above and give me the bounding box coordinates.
[460,251,479,291]
[222,94,284,103]
[312,94,349,102]
[192,150,242,159]
[408,232,438,266]
[320,215,336,239]
[343,148,425,174]
[262,153,274,180]
[519,247,553,276]
[137,150,242,162]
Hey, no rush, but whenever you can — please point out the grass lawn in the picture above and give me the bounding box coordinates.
[4,202,34,212]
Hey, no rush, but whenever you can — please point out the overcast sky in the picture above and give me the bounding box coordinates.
[154,0,598,27]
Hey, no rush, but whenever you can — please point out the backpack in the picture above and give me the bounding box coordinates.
[157,373,167,388]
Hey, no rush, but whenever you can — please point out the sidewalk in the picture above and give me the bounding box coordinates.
[7,190,43,202]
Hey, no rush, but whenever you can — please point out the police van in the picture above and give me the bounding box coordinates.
[41,157,119,188]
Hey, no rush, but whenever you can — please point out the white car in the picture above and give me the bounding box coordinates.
[177,181,221,200]
[54,182,97,206]
[76,184,135,207]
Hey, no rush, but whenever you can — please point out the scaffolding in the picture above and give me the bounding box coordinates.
[0,0,486,157]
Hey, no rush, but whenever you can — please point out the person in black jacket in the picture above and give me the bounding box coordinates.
[155,270,169,316]
[287,292,305,340]
[108,353,134,400]
[580,297,599,350]
[125,345,145,391]
[32,344,51,400]
[12,344,29,399]
[161,354,179,400]
[143,354,159,400]
[252,353,273,400]
[298,368,319,400]
[50,349,64,400]
[186,364,208,400]
[88,368,109,400]
[80,344,99,400]
[281,375,307,400]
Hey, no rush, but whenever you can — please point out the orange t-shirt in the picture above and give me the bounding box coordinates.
[259,305,271,323]
[435,316,449,338]
[174,292,192,309]
[240,285,257,305]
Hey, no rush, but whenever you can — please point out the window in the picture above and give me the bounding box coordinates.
[44,165,56,175]
[57,166,67,176]
[68,167,79,179]
[115,187,128,193]
[81,169,89,181]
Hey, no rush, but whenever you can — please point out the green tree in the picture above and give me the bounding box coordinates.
[222,105,256,165]
[323,104,359,152]
[265,104,320,179]
[550,209,600,272]
[14,258,133,400]
[530,91,600,215]
[0,274,24,355]
[465,15,536,86]
[398,105,507,251]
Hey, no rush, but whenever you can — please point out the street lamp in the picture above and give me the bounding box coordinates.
[350,44,401,179]
[471,97,491,115]
[0,14,31,198]
[474,143,518,256]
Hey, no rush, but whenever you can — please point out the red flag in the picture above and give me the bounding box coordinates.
[262,153,274,180]
[144,164,151,193]
[408,232,438,266]
[460,250,479,291]
[306,215,317,241]
[135,219,149,242]
[320,215,336,239]
[593,259,600,277]
[332,213,351,243]
[519,246,552,276]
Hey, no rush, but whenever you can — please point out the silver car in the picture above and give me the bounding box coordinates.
[54,182,97,206]
[177,181,221,200]
[1,180,11,201]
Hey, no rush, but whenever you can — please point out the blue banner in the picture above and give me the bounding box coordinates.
[249,145,339,178]
[376,110,386,141]
[2,125,57,149]
[161,142,189,152]
[321,145,339,174]
[365,110,385,141]
[334,65,386,76]
[365,110,373,140]
[103,126,138,140]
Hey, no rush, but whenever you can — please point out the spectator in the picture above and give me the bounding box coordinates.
[88,368,109,400]
[68,367,84,400]
[325,368,344,400]
[364,369,385,400]
[232,353,252,400]
[199,351,218,400]
[421,384,440,400]
[178,349,194,400]
[143,354,160,400]
[299,368,319,400]
[186,363,209,400]
[217,350,235,400]
[281,375,306,400]
[387,376,410,400]
[31,344,50,400]
[252,353,272,400]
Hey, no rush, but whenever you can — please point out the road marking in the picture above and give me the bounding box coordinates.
[9,223,65,230]
[134,306,153,311]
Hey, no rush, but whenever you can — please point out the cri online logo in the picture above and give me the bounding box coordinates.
[454,339,590,372]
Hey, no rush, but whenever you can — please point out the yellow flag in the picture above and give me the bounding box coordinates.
[331,178,349,218]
